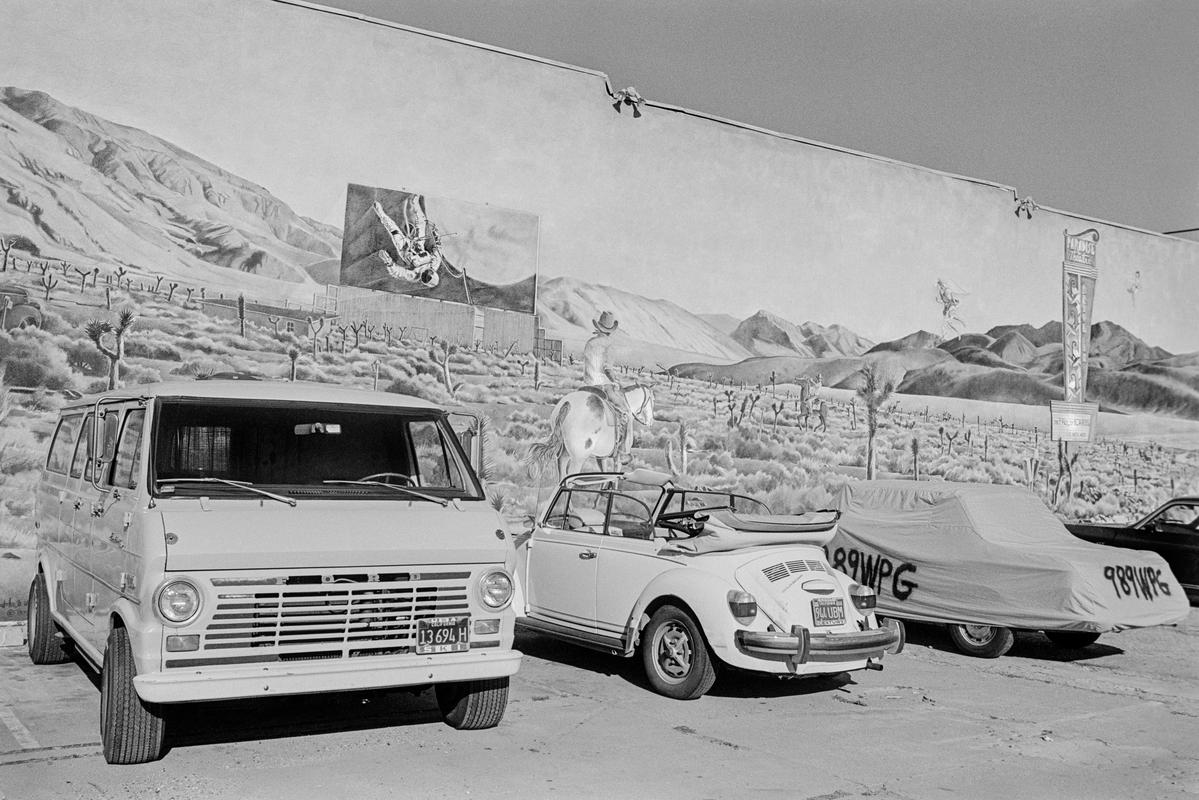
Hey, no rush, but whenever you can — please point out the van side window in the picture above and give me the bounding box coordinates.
[69,415,95,479]
[46,414,82,474]
[110,409,146,489]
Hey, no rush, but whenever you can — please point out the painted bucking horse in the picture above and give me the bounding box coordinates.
[527,384,654,480]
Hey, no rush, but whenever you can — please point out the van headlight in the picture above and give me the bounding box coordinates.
[156,579,202,624]
[478,570,514,610]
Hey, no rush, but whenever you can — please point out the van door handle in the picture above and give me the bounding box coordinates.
[579,551,597,560]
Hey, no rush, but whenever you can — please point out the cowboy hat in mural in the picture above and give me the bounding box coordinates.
[593,310,619,335]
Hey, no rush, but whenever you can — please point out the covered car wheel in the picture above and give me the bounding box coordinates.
[947,623,1014,658]
[435,677,509,730]
[101,626,167,764]
[641,605,716,700]
[27,574,69,665]
[1045,631,1101,649]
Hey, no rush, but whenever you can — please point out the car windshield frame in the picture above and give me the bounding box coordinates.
[148,397,484,501]
[654,488,771,520]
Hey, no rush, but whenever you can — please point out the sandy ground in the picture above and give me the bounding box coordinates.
[0,612,1195,800]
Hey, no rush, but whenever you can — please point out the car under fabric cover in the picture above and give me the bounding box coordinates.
[831,481,1189,633]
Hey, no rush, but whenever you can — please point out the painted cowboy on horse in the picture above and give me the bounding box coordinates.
[526,311,655,479]
[582,311,634,464]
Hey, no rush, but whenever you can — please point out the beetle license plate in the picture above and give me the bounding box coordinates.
[812,599,845,627]
[416,616,469,654]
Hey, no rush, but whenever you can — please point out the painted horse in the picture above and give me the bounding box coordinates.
[527,384,654,480]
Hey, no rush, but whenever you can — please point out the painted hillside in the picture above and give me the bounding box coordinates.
[0,87,339,299]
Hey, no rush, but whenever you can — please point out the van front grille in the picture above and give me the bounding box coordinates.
[178,572,472,664]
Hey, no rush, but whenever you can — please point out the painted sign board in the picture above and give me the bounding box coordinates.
[1050,400,1100,442]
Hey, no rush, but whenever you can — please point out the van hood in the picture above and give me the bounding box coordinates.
[158,499,510,572]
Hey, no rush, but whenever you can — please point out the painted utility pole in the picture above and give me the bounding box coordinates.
[1050,229,1100,444]
[1049,229,1100,506]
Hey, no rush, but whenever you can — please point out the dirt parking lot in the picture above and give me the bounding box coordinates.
[0,612,1195,800]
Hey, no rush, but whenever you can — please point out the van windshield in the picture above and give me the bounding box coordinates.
[151,399,482,500]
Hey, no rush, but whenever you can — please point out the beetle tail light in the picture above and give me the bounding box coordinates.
[849,584,876,611]
[727,590,757,624]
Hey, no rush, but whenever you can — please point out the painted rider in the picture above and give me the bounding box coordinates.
[583,310,633,465]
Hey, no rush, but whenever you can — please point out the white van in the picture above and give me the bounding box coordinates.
[28,380,521,763]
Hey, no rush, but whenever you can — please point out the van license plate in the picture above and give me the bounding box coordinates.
[812,599,845,627]
[417,616,469,654]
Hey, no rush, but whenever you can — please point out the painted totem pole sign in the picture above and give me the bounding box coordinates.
[1051,228,1100,442]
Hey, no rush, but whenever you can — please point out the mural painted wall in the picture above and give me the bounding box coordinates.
[0,0,1197,617]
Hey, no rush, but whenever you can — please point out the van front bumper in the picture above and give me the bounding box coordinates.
[134,649,523,703]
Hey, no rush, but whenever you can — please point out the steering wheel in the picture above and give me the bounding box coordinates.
[358,472,414,486]
[657,511,705,537]
[546,513,587,530]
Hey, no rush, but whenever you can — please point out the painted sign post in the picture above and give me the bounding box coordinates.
[1051,228,1100,442]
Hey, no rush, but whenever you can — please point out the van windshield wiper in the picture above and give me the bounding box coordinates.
[322,480,449,507]
[157,478,298,507]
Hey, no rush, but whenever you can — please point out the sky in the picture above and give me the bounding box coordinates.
[319,0,1199,237]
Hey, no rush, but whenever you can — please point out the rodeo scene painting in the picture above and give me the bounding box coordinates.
[0,1,1196,798]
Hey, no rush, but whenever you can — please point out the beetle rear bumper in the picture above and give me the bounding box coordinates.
[735,618,904,664]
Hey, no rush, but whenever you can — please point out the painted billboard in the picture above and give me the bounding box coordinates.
[340,183,538,314]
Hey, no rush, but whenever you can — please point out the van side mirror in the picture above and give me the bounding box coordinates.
[448,411,486,481]
[101,413,121,462]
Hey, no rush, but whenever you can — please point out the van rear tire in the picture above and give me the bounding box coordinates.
[27,573,70,665]
[100,626,167,764]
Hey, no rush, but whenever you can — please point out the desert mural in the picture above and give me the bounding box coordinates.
[1,0,1198,623]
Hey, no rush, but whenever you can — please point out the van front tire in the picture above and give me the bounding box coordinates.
[101,626,167,764]
[435,678,509,730]
[27,574,70,665]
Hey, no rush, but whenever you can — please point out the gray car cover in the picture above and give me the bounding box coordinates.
[831,481,1189,632]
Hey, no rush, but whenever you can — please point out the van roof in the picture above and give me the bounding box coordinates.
[59,380,444,412]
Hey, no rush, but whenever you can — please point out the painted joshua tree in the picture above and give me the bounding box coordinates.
[856,364,894,480]
[84,309,136,390]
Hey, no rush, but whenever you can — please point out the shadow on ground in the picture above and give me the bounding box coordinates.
[517,628,855,699]
[900,620,1125,662]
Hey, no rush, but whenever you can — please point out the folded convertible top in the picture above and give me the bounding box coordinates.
[667,509,839,553]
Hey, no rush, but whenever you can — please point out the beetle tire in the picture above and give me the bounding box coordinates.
[436,677,509,730]
[101,626,167,764]
[27,573,70,665]
[641,605,717,700]
[1045,631,1101,649]
[947,623,1014,658]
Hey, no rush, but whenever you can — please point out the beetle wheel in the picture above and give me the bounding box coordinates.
[641,605,716,700]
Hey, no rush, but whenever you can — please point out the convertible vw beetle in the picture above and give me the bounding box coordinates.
[515,469,904,699]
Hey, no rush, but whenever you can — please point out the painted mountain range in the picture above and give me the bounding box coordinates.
[670,319,1199,420]
[0,87,338,298]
